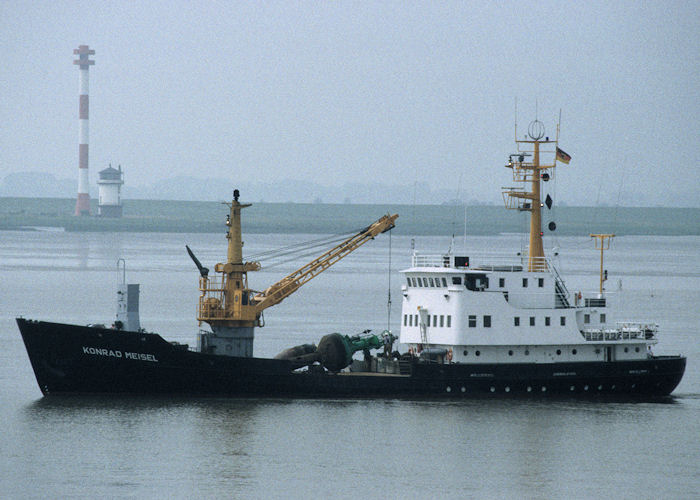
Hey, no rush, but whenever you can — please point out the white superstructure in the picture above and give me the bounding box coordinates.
[399,251,656,365]
[398,117,657,367]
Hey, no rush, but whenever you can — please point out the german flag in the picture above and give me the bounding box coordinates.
[556,147,571,164]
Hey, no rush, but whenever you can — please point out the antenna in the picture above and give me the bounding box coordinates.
[556,109,562,142]
[387,229,392,332]
[514,97,519,140]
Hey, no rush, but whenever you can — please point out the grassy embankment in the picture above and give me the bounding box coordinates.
[1,197,698,236]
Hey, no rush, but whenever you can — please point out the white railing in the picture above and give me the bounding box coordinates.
[411,253,453,268]
[581,322,658,342]
[411,252,548,270]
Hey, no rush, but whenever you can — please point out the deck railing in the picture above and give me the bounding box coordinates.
[581,322,658,342]
[411,252,547,270]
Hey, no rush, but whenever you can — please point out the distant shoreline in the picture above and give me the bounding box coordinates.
[1,197,698,236]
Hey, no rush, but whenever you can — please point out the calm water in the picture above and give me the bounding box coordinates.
[1,230,699,499]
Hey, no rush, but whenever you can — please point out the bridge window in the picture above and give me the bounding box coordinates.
[407,278,412,287]
[408,315,412,326]
[484,315,492,327]
[499,278,505,288]
[423,278,429,287]
[440,315,444,327]
[468,315,476,327]
[522,278,528,288]
[429,278,435,287]
[560,316,566,326]
[584,314,590,324]
[432,315,437,327]
[442,278,448,287]
[447,315,452,327]
[545,317,551,326]
[465,274,488,291]
[452,276,462,285]
[414,314,418,326]
[600,314,606,323]
[514,317,520,326]
[530,317,535,326]
[435,279,441,288]
[403,314,407,326]
[538,278,544,288]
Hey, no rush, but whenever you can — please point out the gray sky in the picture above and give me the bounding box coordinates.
[1,1,698,206]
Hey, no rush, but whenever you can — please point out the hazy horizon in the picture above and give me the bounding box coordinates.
[1,2,698,207]
[3,172,700,209]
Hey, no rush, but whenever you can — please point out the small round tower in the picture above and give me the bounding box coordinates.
[97,164,124,217]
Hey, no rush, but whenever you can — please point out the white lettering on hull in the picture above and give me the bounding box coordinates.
[82,346,158,362]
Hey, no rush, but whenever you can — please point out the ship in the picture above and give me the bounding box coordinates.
[17,119,686,398]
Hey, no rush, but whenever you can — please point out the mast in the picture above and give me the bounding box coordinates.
[503,118,565,271]
[590,233,614,294]
[226,189,247,265]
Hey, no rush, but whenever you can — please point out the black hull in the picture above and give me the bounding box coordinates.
[18,319,686,399]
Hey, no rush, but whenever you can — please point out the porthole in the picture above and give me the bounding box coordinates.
[525,350,530,356]
[541,386,547,392]
[490,386,495,393]
[635,347,640,353]
[556,349,561,355]
[584,385,589,391]
[597,385,603,391]
[570,386,575,391]
[446,386,451,393]
[611,384,616,390]
[463,350,468,356]
[505,386,511,393]
[508,350,513,356]
[624,347,629,353]
[572,349,577,355]
[461,386,466,393]
[631,384,636,389]
[475,350,481,356]
[527,386,532,392]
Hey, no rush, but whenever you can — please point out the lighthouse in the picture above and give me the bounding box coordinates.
[73,45,94,216]
[97,164,124,217]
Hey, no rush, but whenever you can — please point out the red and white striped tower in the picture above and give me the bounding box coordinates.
[73,45,95,216]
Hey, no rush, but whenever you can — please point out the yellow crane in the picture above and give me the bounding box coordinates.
[187,189,398,357]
